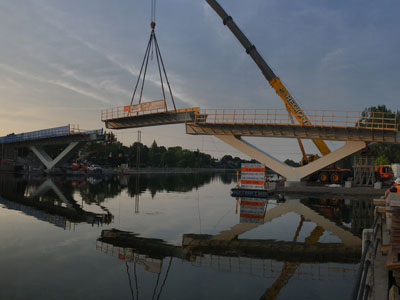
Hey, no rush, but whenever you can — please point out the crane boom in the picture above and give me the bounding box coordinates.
[205,0,331,156]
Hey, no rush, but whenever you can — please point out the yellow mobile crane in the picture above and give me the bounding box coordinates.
[205,0,334,168]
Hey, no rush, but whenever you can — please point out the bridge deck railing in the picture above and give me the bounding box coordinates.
[101,106,199,121]
[0,125,71,144]
[194,109,398,130]
[102,106,166,121]
[0,125,103,144]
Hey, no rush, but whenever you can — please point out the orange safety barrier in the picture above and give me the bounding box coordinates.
[239,213,265,219]
[240,179,265,185]
[240,200,265,207]
[241,167,265,172]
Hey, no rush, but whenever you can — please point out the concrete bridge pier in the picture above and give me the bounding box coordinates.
[215,135,367,186]
[29,141,85,171]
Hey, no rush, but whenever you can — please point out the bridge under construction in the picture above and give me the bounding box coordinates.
[102,103,399,185]
[0,125,104,171]
[100,0,399,186]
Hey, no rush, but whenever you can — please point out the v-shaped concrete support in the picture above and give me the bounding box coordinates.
[29,141,84,170]
[216,135,366,184]
[30,179,73,209]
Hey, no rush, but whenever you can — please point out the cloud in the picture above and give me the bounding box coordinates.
[0,63,112,105]
[32,1,198,108]
[0,0,399,159]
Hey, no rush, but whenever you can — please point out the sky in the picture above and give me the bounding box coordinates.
[0,0,399,162]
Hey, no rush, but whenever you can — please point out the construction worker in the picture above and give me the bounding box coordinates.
[386,178,400,196]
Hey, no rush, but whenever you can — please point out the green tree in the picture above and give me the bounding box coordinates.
[358,105,399,130]
[375,154,390,166]
[360,105,400,164]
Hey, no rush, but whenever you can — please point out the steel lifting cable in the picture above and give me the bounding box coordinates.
[153,33,176,110]
[130,0,176,113]
[156,257,173,300]
[151,0,156,23]
[125,261,135,300]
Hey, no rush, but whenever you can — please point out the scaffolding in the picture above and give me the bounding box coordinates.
[353,155,376,186]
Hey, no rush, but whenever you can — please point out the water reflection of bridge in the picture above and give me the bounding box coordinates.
[207,198,361,247]
[0,173,233,228]
[0,177,113,228]
[96,196,364,299]
[97,239,356,279]
[97,228,359,264]
[97,199,362,264]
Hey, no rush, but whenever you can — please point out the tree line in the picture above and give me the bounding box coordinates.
[362,105,400,165]
[83,139,254,169]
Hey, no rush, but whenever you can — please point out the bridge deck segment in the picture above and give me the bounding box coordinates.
[0,125,104,146]
[102,107,200,129]
[186,109,399,143]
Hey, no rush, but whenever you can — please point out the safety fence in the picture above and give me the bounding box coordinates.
[0,125,103,144]
[350,209,382,300]
[194,109,398,130]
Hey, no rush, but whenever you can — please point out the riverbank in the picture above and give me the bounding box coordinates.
[104,167,235,175]
[0,167,236,177]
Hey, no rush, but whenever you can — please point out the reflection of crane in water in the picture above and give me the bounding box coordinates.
[230,197,363,299]
[261,221,324,299]
[236,197,326,299]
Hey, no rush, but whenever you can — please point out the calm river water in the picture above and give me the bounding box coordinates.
[0,173,372,300]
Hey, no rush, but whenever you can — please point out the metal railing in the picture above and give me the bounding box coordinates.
[70,124,103,136]
[101,106,200,121]
[0,125,103,144]
[194,109,397,130]
[102,106,167,121]
[351,209,383,300]
[0,125,71,144]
